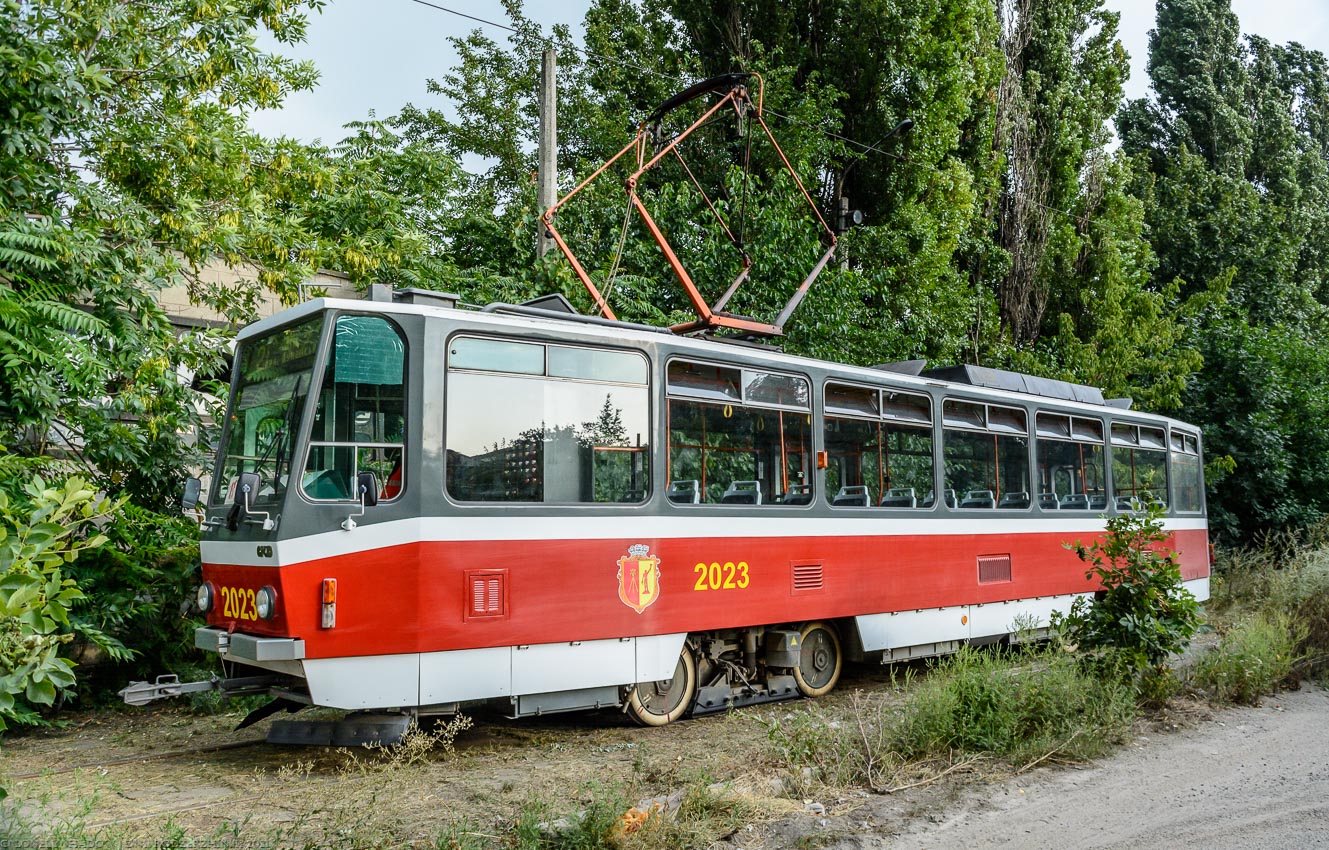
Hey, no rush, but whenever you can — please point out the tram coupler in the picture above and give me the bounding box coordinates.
[118,673,281,706]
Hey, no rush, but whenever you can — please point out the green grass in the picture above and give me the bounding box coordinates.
[892,646,1136,764]
[1209,529,1329,688]
[765,645,1137,792]
[1190,611,1304,705]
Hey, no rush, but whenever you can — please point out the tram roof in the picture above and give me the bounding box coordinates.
[236,294,1198,435]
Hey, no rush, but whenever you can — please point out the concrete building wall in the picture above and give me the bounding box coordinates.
[158,259,360,329]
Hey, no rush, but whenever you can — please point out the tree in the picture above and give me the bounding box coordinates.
[1119,0,1329,538]
[0,0,331,507]
[291,119,466,289]
[667,0,1006,365]
[988,0,1129,346]
[1008,153,1206,412]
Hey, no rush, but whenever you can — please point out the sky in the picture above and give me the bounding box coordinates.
[249,0,1329,147]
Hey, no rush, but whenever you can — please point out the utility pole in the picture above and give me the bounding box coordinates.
[837,196,850,271]
[536,48,557,259]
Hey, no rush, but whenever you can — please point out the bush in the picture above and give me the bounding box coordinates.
[1190,611,1304,704]
[0,474,126,731]
[62,503,202,699]
[1054,503,1200,682]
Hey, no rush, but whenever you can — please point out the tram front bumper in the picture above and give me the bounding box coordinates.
[195,626,306,662]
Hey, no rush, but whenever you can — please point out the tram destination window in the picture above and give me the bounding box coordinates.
[667,360,812,506]
[824,383,933,508]
[942,400,1031,509]
[1035,412,1106,511]
[301,315,407,502]
[1110,423,1168,509]
[446,338,650,503]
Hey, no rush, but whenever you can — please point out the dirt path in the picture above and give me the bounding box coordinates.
[855,685,1329,850]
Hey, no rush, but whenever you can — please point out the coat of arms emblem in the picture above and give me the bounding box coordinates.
[617,544,661,614]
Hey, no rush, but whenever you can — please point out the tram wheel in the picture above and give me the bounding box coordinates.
[793,621,842,698]
[625,644,697,726]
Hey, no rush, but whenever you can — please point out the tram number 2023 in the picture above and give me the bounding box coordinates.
[693,561,750,591]
[219,586,258,620]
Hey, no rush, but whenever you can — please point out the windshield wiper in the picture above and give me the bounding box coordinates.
[251,374,305,485]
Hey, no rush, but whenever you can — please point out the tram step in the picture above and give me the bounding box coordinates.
[267,713,413,747]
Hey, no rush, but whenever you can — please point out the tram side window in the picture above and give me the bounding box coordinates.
[667,360,812,506]
[1035,412,1106,510]
[1110,423,1168,509]
[301,315,407,502]
[445,338,650,503]
[824,383,933,508]
[1171,431,1203,512]
[942,400,1030,509]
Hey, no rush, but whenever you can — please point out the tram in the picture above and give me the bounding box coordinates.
[121,74,1208,736]
[122,285,1209,730]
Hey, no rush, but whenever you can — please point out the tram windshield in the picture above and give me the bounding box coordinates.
[211,317,321,507]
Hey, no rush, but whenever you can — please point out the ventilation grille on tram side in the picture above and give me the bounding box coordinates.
[465,569,508,620]
[792,562,824,593]
[977,554,1012,584]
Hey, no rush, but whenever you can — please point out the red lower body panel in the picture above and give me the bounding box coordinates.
[203,526,1210,659]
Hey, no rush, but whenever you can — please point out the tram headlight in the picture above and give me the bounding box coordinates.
[255,585,278,620]
[196,582,216,613]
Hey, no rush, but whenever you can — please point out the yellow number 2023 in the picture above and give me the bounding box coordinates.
[220,586,257,620]
[693,561,750,591]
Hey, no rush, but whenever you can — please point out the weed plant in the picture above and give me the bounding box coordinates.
[1201,526,1329,698]
[1190,611,1305,704]
[1054,504,1200,686]
[627,781,757,849]
[766,644,1136,792]
[494,776,758,850]
[893,646,1136,764]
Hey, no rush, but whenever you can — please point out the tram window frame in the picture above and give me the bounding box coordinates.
[299,313,409,504]
[1034,412,1107,511]
[823,381,935,510]
[1109,421,1169,510]
[1170,428,1204,514]
[666,358,814,508]
[942,399,1032,511]
[444,336,652,505]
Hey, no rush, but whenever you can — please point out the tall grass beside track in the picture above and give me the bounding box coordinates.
[765,644,1137,793]
[1193,527,1329,700]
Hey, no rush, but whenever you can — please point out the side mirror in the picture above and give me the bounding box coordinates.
[234,471,275,531]
[181,477,202,511]
[342,471,380,531]
[357,471,379,507]
[236,472,261,507]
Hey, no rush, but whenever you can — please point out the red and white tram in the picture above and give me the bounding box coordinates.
[125,286,1209,731]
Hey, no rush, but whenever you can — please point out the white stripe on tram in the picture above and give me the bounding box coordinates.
[202,515,1210,568]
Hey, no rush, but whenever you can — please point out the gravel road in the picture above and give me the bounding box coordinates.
[878,684,1329,850]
